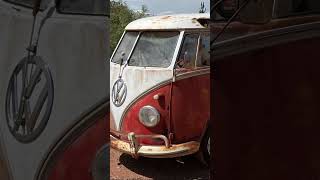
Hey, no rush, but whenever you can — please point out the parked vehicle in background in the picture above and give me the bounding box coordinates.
[211,0,320,179]
[0,0,109,179]
[109,13,211,164]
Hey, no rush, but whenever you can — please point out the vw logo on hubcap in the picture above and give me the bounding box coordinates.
[111,79,127,107]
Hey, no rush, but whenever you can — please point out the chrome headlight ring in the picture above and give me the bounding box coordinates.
[138,106,160,127]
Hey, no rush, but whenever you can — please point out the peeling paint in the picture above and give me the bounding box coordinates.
[111,135,200,158]
[126,13,210,30]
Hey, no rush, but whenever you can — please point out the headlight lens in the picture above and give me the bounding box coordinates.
[138,106,160,127]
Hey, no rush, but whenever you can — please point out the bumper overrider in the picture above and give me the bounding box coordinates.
[110,130,200,158]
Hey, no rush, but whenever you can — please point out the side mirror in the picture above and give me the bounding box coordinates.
[182,51,195,68]
[33,0,42,16]
[214,0,239,19]
[120,52,126,66]
[239,0,274,24]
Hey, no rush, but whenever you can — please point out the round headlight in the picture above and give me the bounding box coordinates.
[138,106,160,127]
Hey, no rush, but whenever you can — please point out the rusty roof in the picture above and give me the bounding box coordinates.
[125,13,210,30]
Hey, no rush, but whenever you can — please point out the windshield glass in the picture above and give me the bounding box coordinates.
[111,31,139,64]
[129,31,180,68]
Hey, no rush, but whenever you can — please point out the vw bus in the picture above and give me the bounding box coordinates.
[0,0,109,179]
[110,13,210,163]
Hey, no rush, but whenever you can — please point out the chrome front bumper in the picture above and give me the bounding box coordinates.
[110,131,200,158]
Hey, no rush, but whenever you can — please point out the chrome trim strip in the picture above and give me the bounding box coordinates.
[175,68,210,81]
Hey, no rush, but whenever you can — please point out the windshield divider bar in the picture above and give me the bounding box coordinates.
[126,32,142,66]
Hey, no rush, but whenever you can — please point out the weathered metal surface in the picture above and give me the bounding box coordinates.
[110,14,210,160]
[126,13,210,30]
[171,72,210,144]
[111,135,200,158]
[110,61,174,131]
[120,84,171,145]
[0,0,109,179]
[111,129,170,147]
[109,30,183,131]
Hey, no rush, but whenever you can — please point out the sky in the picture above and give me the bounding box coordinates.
[119,0,210,15]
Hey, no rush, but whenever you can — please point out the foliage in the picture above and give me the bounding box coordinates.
[110,0,149,53]
[199,2,207,13]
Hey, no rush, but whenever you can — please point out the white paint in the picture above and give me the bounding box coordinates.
[110,64,173,130]
[126,13,210,30]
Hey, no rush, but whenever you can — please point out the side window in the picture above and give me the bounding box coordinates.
[196,34,210,67]
[177,34,199,69]
[5,0,50,10]
[57,0,108,15]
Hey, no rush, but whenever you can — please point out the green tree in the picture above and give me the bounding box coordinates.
[134,4,149,19]
[110,1,149,53]
[199,2,206,13]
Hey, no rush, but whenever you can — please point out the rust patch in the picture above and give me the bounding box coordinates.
[111,139,131,152]
[158,142,199,151]
[161,16,171,20]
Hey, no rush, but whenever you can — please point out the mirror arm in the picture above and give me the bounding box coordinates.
[211,0,250,46]
[33,0,41,16]
[211,0,224,15]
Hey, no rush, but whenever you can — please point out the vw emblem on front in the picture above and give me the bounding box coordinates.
[5,56,54,143]
[112,79,127,107]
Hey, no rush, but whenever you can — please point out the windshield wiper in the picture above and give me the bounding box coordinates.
[118,52,129,79]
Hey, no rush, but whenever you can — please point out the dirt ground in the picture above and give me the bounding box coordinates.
[0,148,9,180]
[110,148,209,180]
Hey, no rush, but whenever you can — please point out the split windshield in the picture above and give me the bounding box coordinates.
[111,31,180,68]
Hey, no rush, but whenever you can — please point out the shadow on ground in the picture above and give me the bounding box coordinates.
[118,153,209,180]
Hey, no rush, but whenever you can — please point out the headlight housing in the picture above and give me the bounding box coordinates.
[138,106,160,127]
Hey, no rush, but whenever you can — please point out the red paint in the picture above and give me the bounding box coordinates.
[121,72,210,145]
[47,112,108,180]
[121,85,171,145]
[212,34,320,179]
[171,72,210,143]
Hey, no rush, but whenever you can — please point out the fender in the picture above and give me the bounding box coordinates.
[36,98,109,180]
